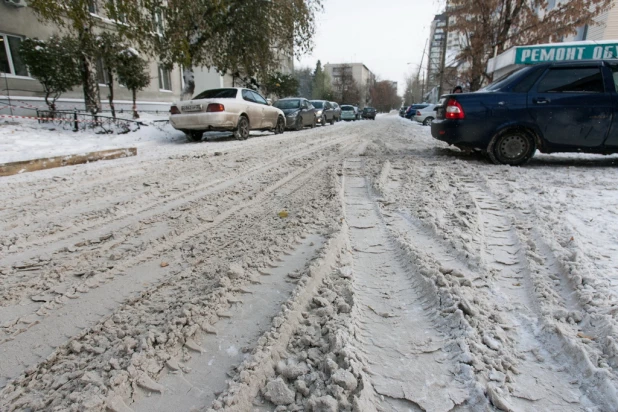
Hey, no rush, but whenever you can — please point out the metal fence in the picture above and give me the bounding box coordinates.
[35,109,144,134]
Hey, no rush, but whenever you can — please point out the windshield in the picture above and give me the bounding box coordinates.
[363,107,375,112]
[310,101,324,108]
[341,105,354,111]
[274,99,301,109]
[193,88,238,99]
[273,99,300,110]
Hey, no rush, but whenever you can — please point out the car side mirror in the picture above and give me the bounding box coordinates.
[434,107,438,111]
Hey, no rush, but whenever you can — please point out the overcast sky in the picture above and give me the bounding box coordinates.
[297,0,445,95]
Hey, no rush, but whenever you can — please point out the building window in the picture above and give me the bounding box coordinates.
[87,0,98,14]
[0,34,28,77]
[158,65,172,91]
[108,0,127,23]
[96,57,110,85]
[154,10,165,36]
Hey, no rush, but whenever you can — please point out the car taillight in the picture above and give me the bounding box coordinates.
[416,110,421,116]
[445,99,464,120]
[170,105,180,115]
[207,103,225,112]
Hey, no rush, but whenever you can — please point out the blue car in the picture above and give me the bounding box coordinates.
[405,104,429,119]
[431,60,618,165]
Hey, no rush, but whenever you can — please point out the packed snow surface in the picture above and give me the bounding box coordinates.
[1,115,618,411]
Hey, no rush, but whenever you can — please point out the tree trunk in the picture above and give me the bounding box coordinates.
[79,29,101,115]
[107,69,116,119]
[132,89,139,119]
[182,67,195,100]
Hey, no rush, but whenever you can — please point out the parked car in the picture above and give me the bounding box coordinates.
[362,107,377,120]
[353,106,361,120]
[405,104,429,119]
[331,102,342,121]
[399,106,409,117]
[341,105,357,121]
[170,88,286,141]
[413,104,437,125]
[309,100,337,125]
[431,60,618,165]
[273,98,317,131]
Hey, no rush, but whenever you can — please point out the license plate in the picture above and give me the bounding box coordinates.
[182,104,202,112]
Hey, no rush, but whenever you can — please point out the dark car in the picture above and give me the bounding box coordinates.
[405,104,429,119]
[309,100,337,125]
[273,98,317,130]
[362,107,377,120]
[431,60,618,165]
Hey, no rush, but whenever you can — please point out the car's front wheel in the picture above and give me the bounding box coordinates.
[487,129,536,166]
[186,131,204,142]
[274,116,285,135]
[423,117,434,126]
[234,116,250,140]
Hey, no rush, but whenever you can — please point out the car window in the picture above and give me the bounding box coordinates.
[251,91,268,105]
[311,101,324,108]
[193,88,238,99]
[537,68,605,93]
[242,89,256,102]
[341,105,354,111]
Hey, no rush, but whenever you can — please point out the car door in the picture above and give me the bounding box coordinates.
[603,64,618,148]
[324,102,333,120]
[241,89,262,128]
[301,100,312,125]
[251,91,274,128]
[527,65,612,149]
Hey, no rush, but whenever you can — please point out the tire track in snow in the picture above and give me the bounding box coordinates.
[380,165,618,410]
[343,158,473,411]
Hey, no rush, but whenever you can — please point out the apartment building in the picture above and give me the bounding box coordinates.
[0,1,293,114]
[0,1,187,113]
[323,62,376,107]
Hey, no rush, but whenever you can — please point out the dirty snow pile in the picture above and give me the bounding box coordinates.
[0,115,184,164]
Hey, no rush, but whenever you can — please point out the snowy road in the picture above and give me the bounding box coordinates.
[2,115,618,411]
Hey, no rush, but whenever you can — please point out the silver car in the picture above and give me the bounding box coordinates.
[170,88,286,142]
[413,104,438,126]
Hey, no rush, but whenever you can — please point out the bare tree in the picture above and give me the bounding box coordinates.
[403,73,424,104]
[449,0,612,90]
[370,81,402,112]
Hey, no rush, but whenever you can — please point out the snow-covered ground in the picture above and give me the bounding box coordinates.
[1,115,618,411]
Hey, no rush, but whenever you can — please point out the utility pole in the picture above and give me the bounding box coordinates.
[438,2,449,98]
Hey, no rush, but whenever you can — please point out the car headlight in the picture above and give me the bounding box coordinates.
[316,110,323,116]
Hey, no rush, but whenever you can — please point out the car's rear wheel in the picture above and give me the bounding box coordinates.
[487,129,536,166]
[186,131,204,142]
[274,116,285,135]
[234,116,250,140]
[423,117,434,126]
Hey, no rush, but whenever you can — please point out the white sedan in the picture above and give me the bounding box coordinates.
[413,104,438,126]
[169,88,286,142]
